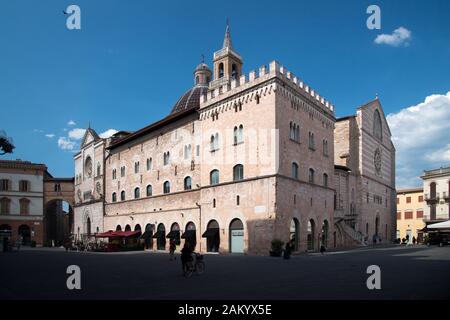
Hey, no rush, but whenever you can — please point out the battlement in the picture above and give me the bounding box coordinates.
[200,60,335,114]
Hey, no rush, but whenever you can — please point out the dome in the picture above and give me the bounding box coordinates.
[170,85,208,115]
[195,62,210,72]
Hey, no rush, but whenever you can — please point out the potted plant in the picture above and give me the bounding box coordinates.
[270,239,284,257]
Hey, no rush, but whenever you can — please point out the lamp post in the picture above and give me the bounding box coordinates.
[196,202,201,253]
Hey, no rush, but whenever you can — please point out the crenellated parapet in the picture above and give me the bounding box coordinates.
[200,60,335,117]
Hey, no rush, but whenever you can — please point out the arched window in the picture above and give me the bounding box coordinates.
[184,145,192,160]
[120,166,126,177]
[19,198,30,215]
[210,170,220,185]
[218,63,224,78]
[163,181,170,194]
[116,225,122,231]
[146,158,152,171]
[134,161,140,173]
[196,75,200,84]
[125,224,131,232]
[120,190,125,201]
[233,164,244,181]
[134,187,140,199]
[323,140,328,156]
[231,63,237,79]
[308,132,315,150]
[146,184,152,197]
[97,162,101,176]
[211,134,219,151]
[291,162,299,179]
[184,176,192,190]
[236,125,243,144]
[309,168,315,184]
[85,156,93,177]
[163,152,170,165]
[373,109,383,141]
[112,169,117,180]
[112,192,117,202]
[323,173,328,187]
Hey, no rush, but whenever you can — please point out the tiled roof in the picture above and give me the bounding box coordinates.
[170,85,208,115]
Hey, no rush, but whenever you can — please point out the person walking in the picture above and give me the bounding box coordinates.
[412,236,417,245]
[169,239,176,260]
[283,241,292,259]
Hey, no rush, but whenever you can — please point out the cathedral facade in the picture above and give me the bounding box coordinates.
[73,25,396,254]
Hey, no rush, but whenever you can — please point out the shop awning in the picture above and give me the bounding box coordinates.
[427,220,450,229]
[202,228,219,238]
[152,230,165,238]
[166,230,180,239]
[181,230,196,239]
[95,230,141,238]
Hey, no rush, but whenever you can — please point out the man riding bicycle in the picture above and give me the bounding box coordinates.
[181,242,193,273]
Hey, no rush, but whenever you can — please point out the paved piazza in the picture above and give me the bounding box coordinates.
[1,246,449,300]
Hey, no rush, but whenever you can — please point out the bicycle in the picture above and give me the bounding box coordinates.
[183,253,205,278]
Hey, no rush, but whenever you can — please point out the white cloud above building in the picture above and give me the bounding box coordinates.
[374,27,411,47]
[387,91,450,187]
[99,129,118,139]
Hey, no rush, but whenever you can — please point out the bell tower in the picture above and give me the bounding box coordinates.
[211,21,243,89]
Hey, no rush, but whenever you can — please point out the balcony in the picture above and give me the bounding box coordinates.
[424,193,439,204]
[443,191,450,202]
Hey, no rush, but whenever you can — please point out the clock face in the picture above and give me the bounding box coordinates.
[374,147,382,174]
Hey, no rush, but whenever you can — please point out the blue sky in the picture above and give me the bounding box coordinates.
[1,0,450,187]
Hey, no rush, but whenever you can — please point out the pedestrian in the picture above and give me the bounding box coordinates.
[372,234,377,246]
[169,239,176,260]
[320,244,326,254]
[283,241,292,259]
[412,236,417,245]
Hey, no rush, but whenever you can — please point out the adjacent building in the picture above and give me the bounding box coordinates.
[73,24,397,254]
[396,188,424,243]
[0,160,74,246]
[422,167,450,224]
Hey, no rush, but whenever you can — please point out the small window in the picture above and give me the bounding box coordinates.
[308,132,315,150]
[323,173,328,187]
[0,179,10,191]
[308,168,315,184]
[213,198,216,208]
[163,152,170,165]
[120,166,126,177]
[97,162,101,176]
[146,185,152,197]
[19,198,30,215]
[134,162,140,174]
[210,170,220,185]
[233,164,244,181]
[146,158,153,171]
[0,197,11,214]
[134,187,140,199]
[406,197,411,204]
[292,163,299,179]
[218,63,224,78]
[112,192,117,202]
[184,145,192,160]
[163,181,170,194]
[19,180,29,192]
[184,176,192,190]
[120,190,126,201]
[236,195,240,206]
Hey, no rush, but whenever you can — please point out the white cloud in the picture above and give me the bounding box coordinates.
[45,134,55,138]
[57,137,76,151]
[99,129,118,139]
[387,92,450,187]
[68,128,86,140]
[67,120,76,126]
[33,129,44,133]
[374,27,411,47]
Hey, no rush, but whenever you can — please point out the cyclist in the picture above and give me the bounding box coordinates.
[181,242,193,274]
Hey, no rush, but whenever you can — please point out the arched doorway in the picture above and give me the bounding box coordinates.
[116,225,122,231]
[153,223,166,250]
[18,224,31,245]
[142,224,154,249]
[290,218,299,251]
[134,224,141,232]
[86,217,91,237]
[44,199,74,246]
[307,219,315,251]
[321,220,329,248]
[125,225,131,232]
[182,222,196,249]
[167,223,181,245]
[203,220,220,252]
[229,218,244,253]
[375,216,380,236]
